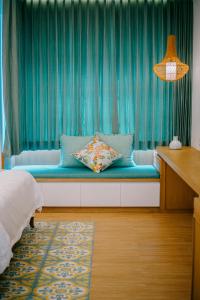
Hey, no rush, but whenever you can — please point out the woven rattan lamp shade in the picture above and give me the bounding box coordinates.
[153,35,189,81]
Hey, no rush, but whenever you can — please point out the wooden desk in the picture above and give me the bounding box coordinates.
[157,146,200,300]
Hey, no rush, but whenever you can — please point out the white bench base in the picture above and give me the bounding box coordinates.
[39,182,160,207]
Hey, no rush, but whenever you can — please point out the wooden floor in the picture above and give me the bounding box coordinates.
[36,211,193,300]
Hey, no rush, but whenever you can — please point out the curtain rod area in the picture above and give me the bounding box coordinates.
[22,0,174,5]
[21,0,192,6]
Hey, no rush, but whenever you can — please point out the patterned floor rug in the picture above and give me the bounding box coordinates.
[0,221,94,300]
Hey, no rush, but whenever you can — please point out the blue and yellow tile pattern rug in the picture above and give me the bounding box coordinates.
[0,221,95,299]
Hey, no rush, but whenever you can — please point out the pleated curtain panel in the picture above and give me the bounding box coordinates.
[2,0,193,156]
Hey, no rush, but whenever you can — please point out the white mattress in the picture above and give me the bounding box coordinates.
[0,170,43,273]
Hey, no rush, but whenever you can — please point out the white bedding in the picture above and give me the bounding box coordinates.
[0,170,43,274]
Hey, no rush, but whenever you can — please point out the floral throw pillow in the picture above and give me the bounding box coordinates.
[72,136,122,173]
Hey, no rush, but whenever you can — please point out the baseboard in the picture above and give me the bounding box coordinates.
[40,207,161,213]
[38,207,193,214]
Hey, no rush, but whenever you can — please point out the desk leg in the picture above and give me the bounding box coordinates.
[192,198,200,300]
[159,158,166,210]
[159,157,195,211]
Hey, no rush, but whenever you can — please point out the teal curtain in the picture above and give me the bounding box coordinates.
[2,0,193,156]
[3,0,21,156]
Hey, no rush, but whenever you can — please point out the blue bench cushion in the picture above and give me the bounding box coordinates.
[12,165,160,179]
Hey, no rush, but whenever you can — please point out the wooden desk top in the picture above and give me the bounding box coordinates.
[157,146,200,195]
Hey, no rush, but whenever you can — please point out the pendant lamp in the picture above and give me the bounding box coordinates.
[153,35,189,81]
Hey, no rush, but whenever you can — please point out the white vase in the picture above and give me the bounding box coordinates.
[169,136,182,150]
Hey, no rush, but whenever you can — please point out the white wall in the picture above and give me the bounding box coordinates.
[192,0,200,150]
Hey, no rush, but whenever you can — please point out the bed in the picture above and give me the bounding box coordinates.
[0,170,43,274]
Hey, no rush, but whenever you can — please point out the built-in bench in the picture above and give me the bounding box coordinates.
[12,165,159,179]
[6,150,160,207]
